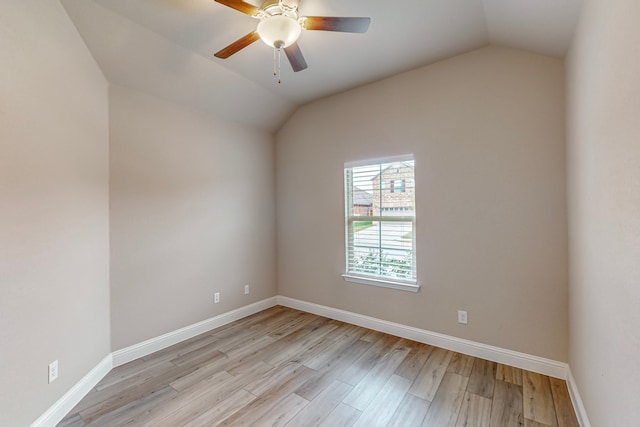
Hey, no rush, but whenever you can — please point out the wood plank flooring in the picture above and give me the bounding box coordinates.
[58,306,579,427]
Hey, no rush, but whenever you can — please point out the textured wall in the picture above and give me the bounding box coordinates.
[276,45,568,361]
[567,0,640,424]
[0,1,111,425]
[109,85,277,350]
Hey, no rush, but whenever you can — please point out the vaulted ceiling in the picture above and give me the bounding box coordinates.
[62,0,583,132]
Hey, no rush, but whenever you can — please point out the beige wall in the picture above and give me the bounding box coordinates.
[276,45,568,361]
[567,0,640,424]
[109,85,277,350]
[0,1,111,425]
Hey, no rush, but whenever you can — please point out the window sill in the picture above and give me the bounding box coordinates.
[342,274,420,293]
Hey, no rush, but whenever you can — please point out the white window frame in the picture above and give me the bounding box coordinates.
[342,154,419,293]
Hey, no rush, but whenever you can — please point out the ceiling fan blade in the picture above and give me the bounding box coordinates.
[302,17,370,33]
[214,31,260,59]
[214,0,260,16]
[284,42,308,72]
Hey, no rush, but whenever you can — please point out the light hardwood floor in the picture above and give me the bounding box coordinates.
[58,306,579,427]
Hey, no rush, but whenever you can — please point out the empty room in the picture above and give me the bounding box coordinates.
[1,0,639,426]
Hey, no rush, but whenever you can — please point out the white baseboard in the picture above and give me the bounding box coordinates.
[277,296,568,379]
[32,297,278,426]
[567,368,591,427]
[34,295,584,427]
[30,354,113,427]
[112,297,278,367]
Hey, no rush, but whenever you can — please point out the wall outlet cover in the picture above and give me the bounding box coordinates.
[48,360,59,384]
[458,310,468,325]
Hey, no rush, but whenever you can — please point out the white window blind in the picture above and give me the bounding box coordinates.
[344,157,416,284]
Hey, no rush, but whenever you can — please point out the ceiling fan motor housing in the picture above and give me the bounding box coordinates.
[261,0,300,13]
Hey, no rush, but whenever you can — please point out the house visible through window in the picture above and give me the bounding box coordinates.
[343,156,417,290]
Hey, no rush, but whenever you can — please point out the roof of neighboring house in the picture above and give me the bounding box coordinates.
[370,161,415,181]
[353,187,373,206]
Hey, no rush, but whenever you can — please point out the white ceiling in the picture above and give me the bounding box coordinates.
[61,0,583,132]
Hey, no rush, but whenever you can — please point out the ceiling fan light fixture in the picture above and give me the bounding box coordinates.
[214,0,371,76]
[257,15,301,48]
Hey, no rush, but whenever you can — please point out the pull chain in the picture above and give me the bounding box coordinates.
[273,47,277,77]
[277,47,281,84]
[273,41,284,84]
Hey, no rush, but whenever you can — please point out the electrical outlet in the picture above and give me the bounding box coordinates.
[458,310,468,325]
[214,292,220,304]
[244,284,250,295]
[48,360,59,384]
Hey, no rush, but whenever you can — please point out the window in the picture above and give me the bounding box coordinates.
[343,155,418,292]
[391,179,406,193]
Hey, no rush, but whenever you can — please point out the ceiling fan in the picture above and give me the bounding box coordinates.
[213,0,371,78]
